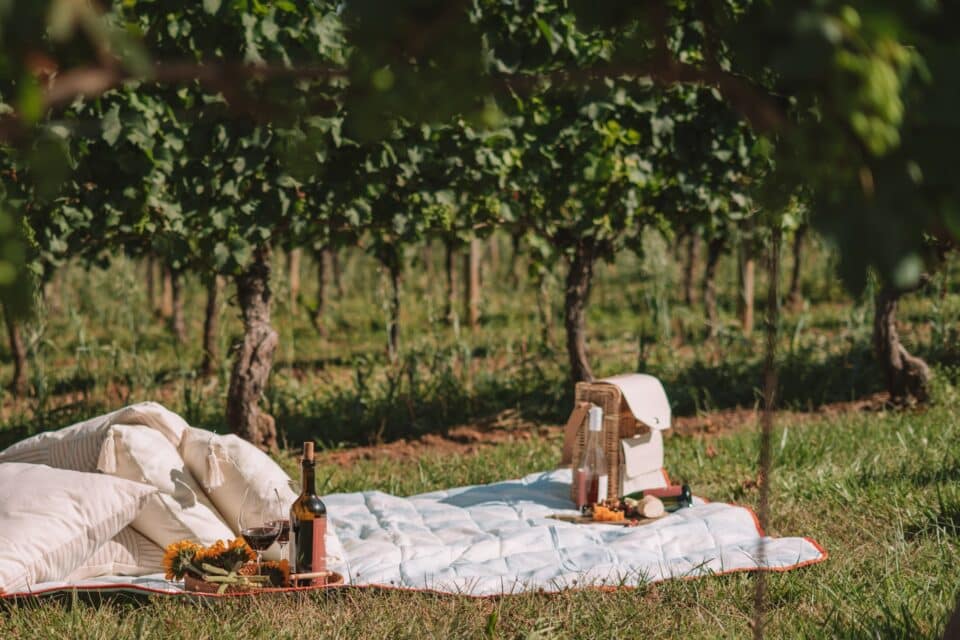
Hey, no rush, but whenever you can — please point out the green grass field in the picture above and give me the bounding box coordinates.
[1,235,958,638]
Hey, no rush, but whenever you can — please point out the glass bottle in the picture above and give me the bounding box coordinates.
[290,441,327,584]
[574,406,608,510]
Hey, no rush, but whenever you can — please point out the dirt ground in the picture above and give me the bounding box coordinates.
[320,392,892,466]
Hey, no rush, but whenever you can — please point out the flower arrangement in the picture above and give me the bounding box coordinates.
[163,538,289,593]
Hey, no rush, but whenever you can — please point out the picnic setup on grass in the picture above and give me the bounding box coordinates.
[0,374,825,599]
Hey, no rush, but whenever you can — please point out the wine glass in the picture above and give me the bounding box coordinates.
[238,488,281,574]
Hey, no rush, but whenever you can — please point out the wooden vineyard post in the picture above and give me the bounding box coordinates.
[463,237,481,329]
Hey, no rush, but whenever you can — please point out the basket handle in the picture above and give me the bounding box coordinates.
[560,401,592,466]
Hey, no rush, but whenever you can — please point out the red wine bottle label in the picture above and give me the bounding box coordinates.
[574,469,588,507]
[311,516,327,580]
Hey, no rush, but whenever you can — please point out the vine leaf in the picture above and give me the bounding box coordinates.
[101,105,122,146]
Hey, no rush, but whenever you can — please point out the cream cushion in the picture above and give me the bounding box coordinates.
[105,424,234,548]
[180,427,297,559]
[0,463,156,594]
[65,527,165,581]
[0,402,190,472]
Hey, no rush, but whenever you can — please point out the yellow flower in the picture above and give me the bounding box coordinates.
[194,539,228,564]
[277,559,290,584]
[162,540,201,580]
[162,538,257,580]
[229,537,256,561]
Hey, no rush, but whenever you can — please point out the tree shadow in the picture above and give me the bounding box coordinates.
[273,338,898,450]
[0,401,113,451]
[861,456,960,491]
[651,341,883,416]
[274,354,569,449]
[903,488,960,542]
[272,338,889,450]
[437,479,573,510]
[0,333,938,456]
[49,374,97,396]
[824,606,941,640]
[276,354,373,371]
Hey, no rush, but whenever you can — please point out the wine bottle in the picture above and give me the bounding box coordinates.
[574,406,608,510]
[623,485,692,512]
[290,441,327,584]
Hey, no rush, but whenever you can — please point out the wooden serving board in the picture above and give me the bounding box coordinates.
[547,514,664,527]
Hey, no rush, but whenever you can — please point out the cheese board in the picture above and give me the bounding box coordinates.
[546,513,664,527]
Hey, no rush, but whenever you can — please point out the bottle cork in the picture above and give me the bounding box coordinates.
[303,441,315,462]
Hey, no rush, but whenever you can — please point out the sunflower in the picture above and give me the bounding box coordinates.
[194,539,228,564]
[258,559,291,587]
[191,538,256,572]
[162,540,202,580]
[229,537,256,562]
[163,538,259,580]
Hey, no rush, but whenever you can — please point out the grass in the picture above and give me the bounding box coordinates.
[1,233,959,637]
[3,392,959,638]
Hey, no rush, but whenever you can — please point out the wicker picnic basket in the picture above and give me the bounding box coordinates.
[561,377,670,503]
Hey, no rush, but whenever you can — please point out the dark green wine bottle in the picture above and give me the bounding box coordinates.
[290,441,327,584]
[624,485,692,512]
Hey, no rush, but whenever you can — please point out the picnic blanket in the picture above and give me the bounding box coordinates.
[11,468,826,598]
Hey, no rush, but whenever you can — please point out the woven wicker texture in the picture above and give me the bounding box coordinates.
[568,382,648,502]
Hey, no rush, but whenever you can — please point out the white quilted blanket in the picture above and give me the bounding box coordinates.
[322,468,825,596]
[17,468,825,598]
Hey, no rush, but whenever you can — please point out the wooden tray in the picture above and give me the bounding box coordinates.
[547,513,664,528]
[184,570,343,595]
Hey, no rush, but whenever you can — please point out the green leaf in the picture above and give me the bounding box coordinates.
[16,76,43,124]
[535,18,560,54]
[484,611,498,639]
[213,242,230,268]
[203,0,221,15]
[102,105,122,146]
[261,14,279,42]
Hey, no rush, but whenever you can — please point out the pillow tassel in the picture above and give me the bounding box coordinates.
[96,430,118,474]
[205,445,225,491]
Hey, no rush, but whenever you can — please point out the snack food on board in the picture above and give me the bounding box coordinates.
[591,504,625,522]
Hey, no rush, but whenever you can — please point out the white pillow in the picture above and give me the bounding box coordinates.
[106,403,190,447]
[0,463,156,594]
[105,424,234,549]
[0,402,190,472]
[66,527,165,581]
[180,427,297,558]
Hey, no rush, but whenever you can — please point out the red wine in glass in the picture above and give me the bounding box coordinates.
[241,526,280,552]
[271,520,291,545]
[238,488,282,573]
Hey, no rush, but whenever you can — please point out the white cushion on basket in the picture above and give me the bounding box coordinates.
[104,424,234,548]
[180,427,297,559]
[0,402,190,472]
[598,374,671,430]
[0,463,156,594]
[620,430,666,495]
[66,527,165,581]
